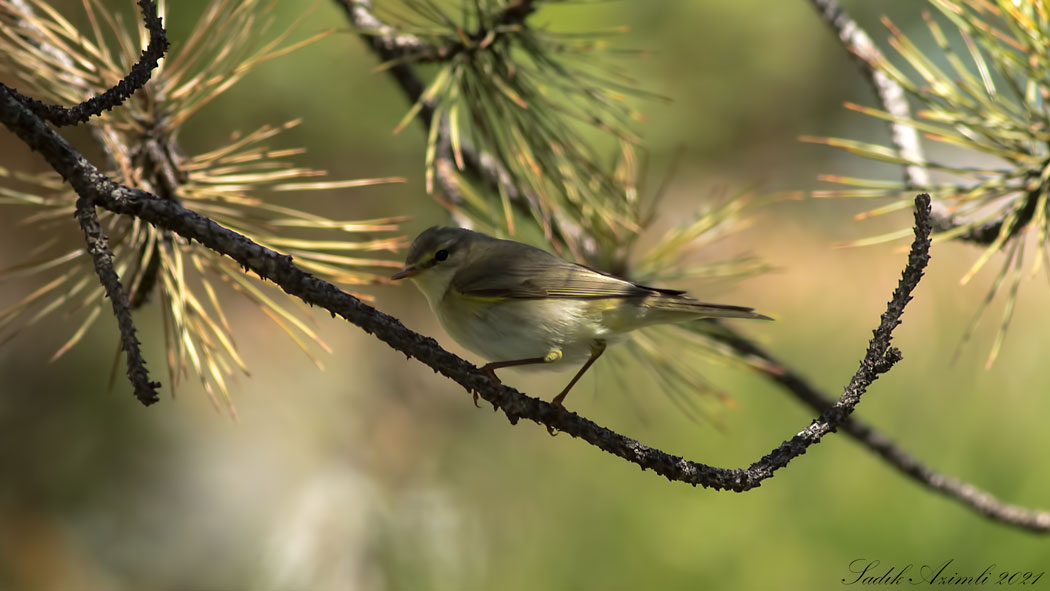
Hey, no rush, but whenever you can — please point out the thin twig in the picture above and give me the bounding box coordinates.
[713,322,1050,532]
[1,0,167,126]
[724,193,932,486]
[6,0,132,174]
[73,197,161,405]
[0,86,932,493]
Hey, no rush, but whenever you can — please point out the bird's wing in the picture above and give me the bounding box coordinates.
[451,241,679,300]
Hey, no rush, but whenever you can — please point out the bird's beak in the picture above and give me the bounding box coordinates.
[391,264,421,280]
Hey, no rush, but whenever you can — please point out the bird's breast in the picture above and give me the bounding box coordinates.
[435,292,621,367]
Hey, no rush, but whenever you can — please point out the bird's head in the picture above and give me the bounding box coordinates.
[392,226,486,303]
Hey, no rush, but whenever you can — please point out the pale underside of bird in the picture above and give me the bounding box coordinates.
[393,226,771,409]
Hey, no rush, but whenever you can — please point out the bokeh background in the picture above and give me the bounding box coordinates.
[2,1,1049,589]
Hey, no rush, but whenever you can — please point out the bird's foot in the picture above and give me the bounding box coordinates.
[546,396,566,436]
[475,364,503,408]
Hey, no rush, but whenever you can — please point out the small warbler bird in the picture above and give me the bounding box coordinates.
[392,226,771,408]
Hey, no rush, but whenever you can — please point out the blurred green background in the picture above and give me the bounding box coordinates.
[1,1,1048,589]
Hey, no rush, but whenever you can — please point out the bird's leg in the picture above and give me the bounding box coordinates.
[547,341,606,436]
[552,341,606,408]
[475,350,563,407]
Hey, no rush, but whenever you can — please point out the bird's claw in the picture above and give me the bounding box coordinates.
[481,366,502,384]
[474,366,502,409]
[546,398,565,436]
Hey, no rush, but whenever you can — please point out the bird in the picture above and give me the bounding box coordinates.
[392,226,771,409]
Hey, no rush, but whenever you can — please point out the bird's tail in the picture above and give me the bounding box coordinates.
[645,294,773,321]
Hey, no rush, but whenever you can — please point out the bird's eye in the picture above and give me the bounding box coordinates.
[434,249,449,262]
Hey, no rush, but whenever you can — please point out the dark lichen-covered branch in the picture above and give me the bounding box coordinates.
[73,197,161,405]
[0,83,934,492]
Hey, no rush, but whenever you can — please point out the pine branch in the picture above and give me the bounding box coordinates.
[807,0,1009,244]
[337,0,591,254]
